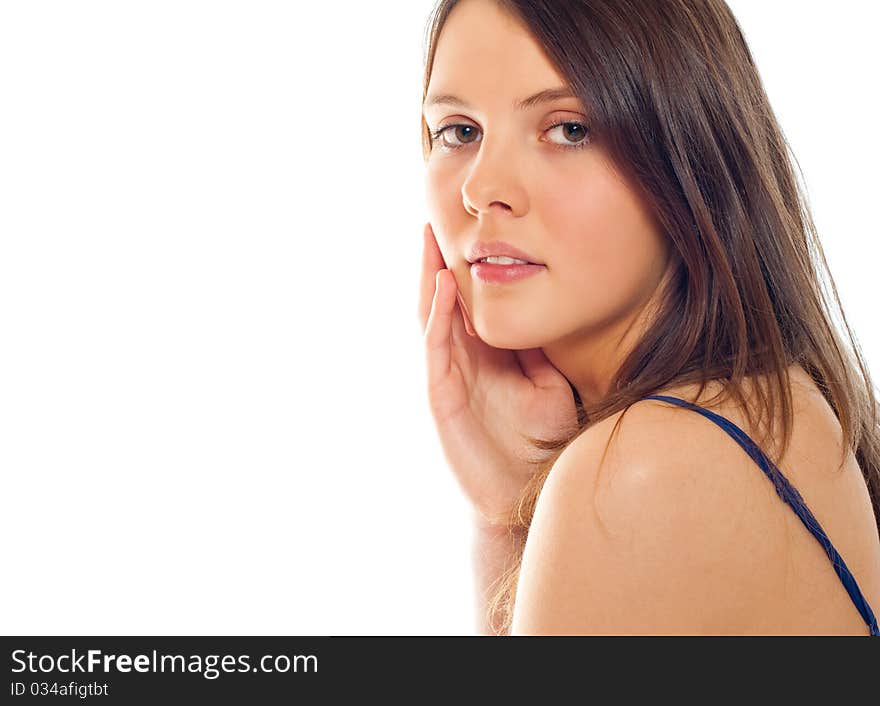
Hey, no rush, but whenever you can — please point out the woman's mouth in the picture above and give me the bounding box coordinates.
[470,259,547,284]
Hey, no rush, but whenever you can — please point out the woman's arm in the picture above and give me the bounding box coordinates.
[472,514,526,636]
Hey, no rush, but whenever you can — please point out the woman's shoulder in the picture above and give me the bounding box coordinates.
[545,367,790,502]
[512,386,777,634]
[559,362,868,562]
[511,363,876,634]
[562,362,837,489]
[541,370,781,544]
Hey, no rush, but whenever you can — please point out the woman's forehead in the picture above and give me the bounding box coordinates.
[430,0,558,80]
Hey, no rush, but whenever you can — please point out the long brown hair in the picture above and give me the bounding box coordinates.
[421,0,880,634]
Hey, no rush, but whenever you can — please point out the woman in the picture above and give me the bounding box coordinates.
[417,0,880,635]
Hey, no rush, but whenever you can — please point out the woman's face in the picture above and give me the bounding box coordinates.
[423,0,671,352]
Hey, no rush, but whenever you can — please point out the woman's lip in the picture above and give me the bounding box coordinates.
[470,261,547,284]
[466,240,544,265]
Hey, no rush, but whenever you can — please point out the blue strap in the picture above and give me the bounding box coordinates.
[642,394,880,636]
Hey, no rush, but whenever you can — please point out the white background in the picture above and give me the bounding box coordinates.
[0,1,876,635]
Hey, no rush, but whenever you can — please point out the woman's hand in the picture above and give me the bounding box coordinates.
[418,223,580,527]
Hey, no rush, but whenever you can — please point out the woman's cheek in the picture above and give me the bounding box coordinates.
[548,215,632,318]
[424,167,460,265]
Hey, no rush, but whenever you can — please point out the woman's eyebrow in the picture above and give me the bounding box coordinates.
[422,86,578,112]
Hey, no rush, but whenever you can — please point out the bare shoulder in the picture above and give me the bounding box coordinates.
[509,384,803,635]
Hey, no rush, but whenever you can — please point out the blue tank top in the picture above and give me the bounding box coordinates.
[641,394,879,636]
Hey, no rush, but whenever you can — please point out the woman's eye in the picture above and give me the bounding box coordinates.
[545,122,591,150]
[431,124,481,150]
[429,121,591,153]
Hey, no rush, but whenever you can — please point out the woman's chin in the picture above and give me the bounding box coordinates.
[471,323,546,352]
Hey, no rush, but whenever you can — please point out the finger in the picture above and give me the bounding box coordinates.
[418,223,447,333]
[456,288,477,337]
[515,348,567,389]
[424,268,457,386]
